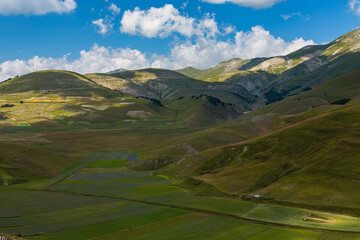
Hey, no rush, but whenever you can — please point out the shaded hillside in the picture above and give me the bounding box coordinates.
[166,95,241,128]
[84,29,360,112]
[150,69,360,213]
[158,100,360,212]
[133,69,360,172]
[178,28,360,106]
[0,142,79,185]
[259,28,360,102]
[0,70,117,98]
[259,68,360,115]
[87,69,258,111]
[149,68,360,169]
[132,113,277,171]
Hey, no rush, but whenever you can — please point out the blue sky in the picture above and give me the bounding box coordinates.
[0,0,359,80]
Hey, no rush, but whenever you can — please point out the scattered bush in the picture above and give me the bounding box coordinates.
[1,104,15,108]
[331,99,351,105]
[265,86,301,104]
[150,99,164,107]
[0,112,7,120]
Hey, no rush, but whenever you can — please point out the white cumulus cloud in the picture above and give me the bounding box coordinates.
[349,0,360,16]
[120,4,219,38]
[92,19,113,35]
[281,12,302,20]
[0,45,150,81]
[109,3,120,15]
[152,26,314,69]
[0,0,77,15]
[0,26,314,81]
[201,0,284,9]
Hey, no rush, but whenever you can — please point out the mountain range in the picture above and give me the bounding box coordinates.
[0,28,359,216]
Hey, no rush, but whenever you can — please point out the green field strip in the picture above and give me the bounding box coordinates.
[0,189,118,217]
[10,179,57,190]
[144,192,360,233]
[78,168,133,173]
[46,167,360,233]
[0,225,28,229]
[28,208,190,240]
[41,151,109,190]
[319,232,360,240]
[86,160,129,168]
[52,177,184,199]
[122,215,269,240]
[89,213,206,240]
[245,228,322,240]
[2,201,164,236]
[38,188,360,234]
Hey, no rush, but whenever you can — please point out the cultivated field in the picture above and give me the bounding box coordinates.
[1,150,359,239]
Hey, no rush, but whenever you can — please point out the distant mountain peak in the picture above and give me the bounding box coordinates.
[107,68,127,74]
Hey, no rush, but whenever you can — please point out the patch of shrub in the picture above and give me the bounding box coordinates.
[241,194,252,200]
[150,98,164,107]
[1,104,15,108]
[0,112,8,120]
[265,86,301,104]
[331,99,351,105]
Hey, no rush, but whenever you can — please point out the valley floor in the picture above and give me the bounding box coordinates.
[1,151,360,240]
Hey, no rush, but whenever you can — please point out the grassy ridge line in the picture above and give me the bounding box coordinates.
[4,187,360,234]
[42,151,108,190]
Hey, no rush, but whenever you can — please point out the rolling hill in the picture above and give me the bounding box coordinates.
[146,69,360,214]
[80,29,360,114]
[164,95,240,128]
[86,68,258,112]
[0,142,79,185]
[0,70,117,98]
[177,28,360,105]
[177,58,267,79]
[134,68,360,172]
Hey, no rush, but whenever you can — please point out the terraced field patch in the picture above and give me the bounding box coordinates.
[3,151,360,239]
[99,215,321,240]
[0,188,328,240]
[51,167,360,233]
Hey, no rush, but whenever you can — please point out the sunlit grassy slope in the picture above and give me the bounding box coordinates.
[147,69,360,214]
[178,28,360,106]
[0,70,117,98]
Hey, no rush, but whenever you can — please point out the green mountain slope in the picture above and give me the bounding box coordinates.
[0,142,79,185]
[87,68,258,111]
[134,68,360,172]
[83,29,360,112]
[0,70,117,98]
[165,95,240,128]
[160,101,360,212]
[177,59,252,79]
[177,28,360,106]
[267,29,360,96]
[177,58,270,79]
[149,69,360,213]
